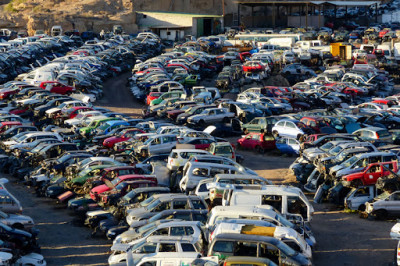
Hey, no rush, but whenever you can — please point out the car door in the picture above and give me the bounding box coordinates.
[285,121,297,138]
[386,192,400,214]
[288,138,300,154]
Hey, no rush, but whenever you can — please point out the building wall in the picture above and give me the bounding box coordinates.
[137,12,195,30]
[160,29,185,40]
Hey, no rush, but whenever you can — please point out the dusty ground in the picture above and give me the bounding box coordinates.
[3,73,398,266]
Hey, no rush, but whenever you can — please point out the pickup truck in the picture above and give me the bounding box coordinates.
[341,161,398,187]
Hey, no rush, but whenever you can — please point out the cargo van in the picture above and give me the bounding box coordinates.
[222,185,314,222]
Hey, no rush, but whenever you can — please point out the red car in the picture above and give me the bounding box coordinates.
[146,92,162,105]
[182,138,216,150]
[242,61,265,72]
[103,128,145,148]
[300,117,329,134]
[89,174,158,200]
[237,133,276,153]
[84,166,143,187]
[0,121,22,134]
[99,180,158,204]
[0,86,21,100]
[66,106,94,119]
[39,81,75,95]
[371,99,395,107]
[342,161,398,187]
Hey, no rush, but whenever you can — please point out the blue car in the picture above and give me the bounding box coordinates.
[276,137,300,155]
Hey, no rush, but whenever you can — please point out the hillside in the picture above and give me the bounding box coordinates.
[0,0,232,35]
[0,0,136,35]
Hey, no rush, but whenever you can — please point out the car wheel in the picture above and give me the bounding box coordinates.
[375,209,388,220]
[11,223,24,230]
[358,204,366,212]
[222,117,229,123]
[198,120,206,127]
[351,179,363,188]
[255,145,264,154]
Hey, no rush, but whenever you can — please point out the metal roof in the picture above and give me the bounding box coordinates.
[136,11,223,18]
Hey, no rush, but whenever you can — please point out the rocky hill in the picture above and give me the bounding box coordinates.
[0,0,232,35]
[0,0,136,35]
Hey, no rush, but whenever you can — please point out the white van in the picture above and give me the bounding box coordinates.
[167,149,210,171]
[180,162,240,192]
[129,253,202,266]
[222,185,314,222]
[211,222,312,259]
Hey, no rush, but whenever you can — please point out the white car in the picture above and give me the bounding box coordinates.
[64,111,103,127]
[187,108,234,126]
[135,134,177,157]
[108,235,201,265]
[366,191,400,219]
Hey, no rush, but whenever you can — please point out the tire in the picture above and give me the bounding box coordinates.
[358,204,366,212]
[237,143,242,150]
[375,209,388,220]
[222,117,229,123]
[12,223,24,230]
[351,179,363,188]
[198,120,206,127]
[255,145,264,154]
[273,131,279,138]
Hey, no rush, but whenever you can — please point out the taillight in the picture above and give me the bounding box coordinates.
[232,153,235,159]
[376,132,380,139]
[213,153,215,155]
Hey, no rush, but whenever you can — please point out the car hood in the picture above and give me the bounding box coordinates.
[45,107,61,114]
[7,214,34,224]
[91,184,109,195]
[126,207,147,218]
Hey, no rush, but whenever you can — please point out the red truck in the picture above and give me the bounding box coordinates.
[342,161,398,187]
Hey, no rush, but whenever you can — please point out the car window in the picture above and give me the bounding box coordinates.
[288,139,298,145]
[151,228,169,236]
[174,213,191,220]
[181,243,196,252]
[191,199,207,209]
[391,193,400,201]
[285,122,296,128]
[139,243,157,253]
[170,226,186,236]
[172,200,188,209]
[139,261,156,266]
[159,243,176,252]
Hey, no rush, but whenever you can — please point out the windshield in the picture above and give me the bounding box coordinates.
[137,221,159,234]
[275,213,294,228]
[320,142,334,152]
[377,130,391,138]
[111,177,121,186]
[97,123,109,131]
[78,167,93,177]
[341,155,360,168]
[57,154,71,164]
[329,146,343,156]
[140,195,156,207]
[146,199,161,211]
[374,191,390,201]
[276,238,298,257]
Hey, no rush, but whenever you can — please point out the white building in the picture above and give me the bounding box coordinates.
[136,11,223,40]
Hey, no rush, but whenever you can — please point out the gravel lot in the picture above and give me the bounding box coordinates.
[3,73,397,266]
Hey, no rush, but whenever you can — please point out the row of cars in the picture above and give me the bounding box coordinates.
[0,33,168,265]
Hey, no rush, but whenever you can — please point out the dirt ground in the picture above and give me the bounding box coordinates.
[3,73,398,266]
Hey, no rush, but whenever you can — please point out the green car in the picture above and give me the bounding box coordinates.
[242,117,279,133]
[179,74,199,86]
[150,91,184,106]
[70,165,110,185]
[79,117,117,135]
